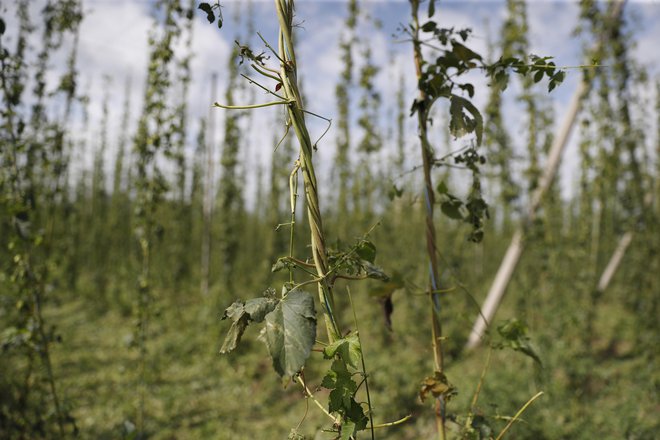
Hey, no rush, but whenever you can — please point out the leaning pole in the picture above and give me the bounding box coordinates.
[466,0,626,350]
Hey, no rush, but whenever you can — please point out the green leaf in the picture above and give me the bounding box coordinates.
[458,29,471,41]
[0,18,5,36]
[427,73,450,100]
[197,2,214,24]
[340,420,356,440]
[321,360,368,434]
[533,69,544,83]
[355,240,376,263]
[437,180,449,195]
[421,21,436,33]
[346,400,368,431]
[441,199,464,220]
[459,83,475,98]
[219,296,278,354]
[545,61,556,77]
[452,41,482,63]
[428,0,436,18]
[323,360,356,412]
[495,319,543,366]
[260,289,316,377]
[323,333,362,369]
[387,184,404,200]
[548,70,565,92]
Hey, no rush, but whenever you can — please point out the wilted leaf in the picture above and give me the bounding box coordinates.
[420,371,456,402]
[219,296,278,354]
[244,296,278,322]
[288,428,305,440]
[260,289,316,377]
[362,261,390,282]
[272,257,294,273]
[449,94,483,146]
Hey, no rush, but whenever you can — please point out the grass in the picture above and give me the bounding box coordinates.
[39,256,658,440]
[47,294,324,439]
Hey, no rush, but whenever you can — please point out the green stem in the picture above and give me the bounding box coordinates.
[495,392,544,440]
[347,287,375,440]
[213,100,291,110]
[288,161,300,284]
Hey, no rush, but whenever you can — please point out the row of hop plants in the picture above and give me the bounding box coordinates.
[204,0,582,438]
[1,0,658,438]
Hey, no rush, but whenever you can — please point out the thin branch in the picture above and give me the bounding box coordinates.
[297,375,337,423]
[213,100,291,110]
[240,73,286,100]
[495,392,544,440]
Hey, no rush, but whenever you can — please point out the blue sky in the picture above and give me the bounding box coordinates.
[2,0,659,203]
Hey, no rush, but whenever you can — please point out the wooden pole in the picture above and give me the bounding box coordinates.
[466,0,626,350]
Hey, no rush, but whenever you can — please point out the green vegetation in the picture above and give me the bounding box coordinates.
[1,0,658,439]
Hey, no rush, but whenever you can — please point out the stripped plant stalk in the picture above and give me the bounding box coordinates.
[410,1,446,438]
[274,0,340,341]
[213,3,405,436]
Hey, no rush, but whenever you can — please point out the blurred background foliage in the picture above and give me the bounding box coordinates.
[0,0,658,438]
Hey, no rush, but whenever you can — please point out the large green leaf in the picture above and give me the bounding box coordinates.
[260,289,316,377]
